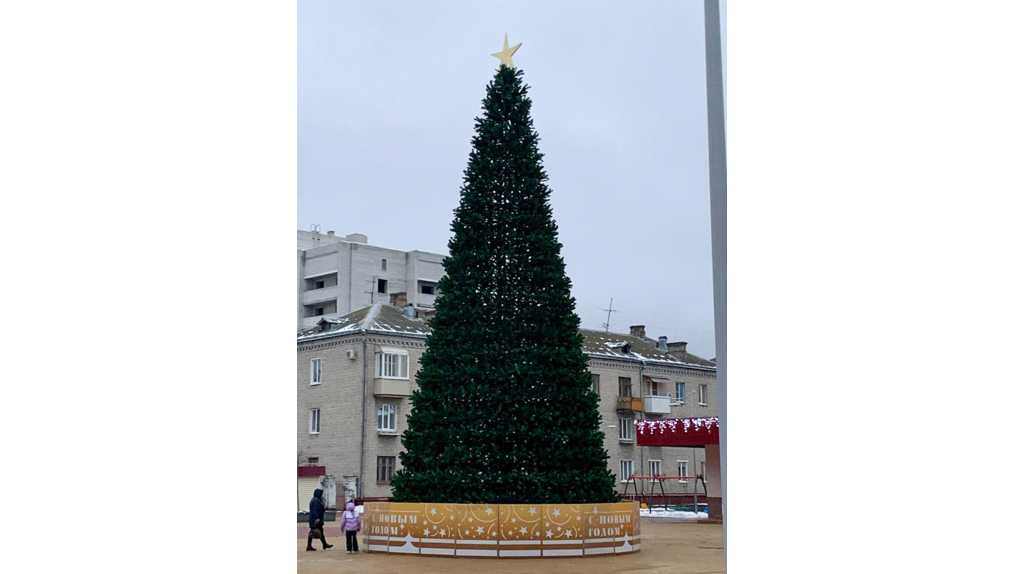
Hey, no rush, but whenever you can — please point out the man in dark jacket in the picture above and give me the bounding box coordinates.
[306,488,333,551]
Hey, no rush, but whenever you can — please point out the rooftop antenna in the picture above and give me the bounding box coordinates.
[601,297,620,333]
[310,223,321,233]
[364,276,377,306]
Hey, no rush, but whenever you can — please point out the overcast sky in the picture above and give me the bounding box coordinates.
[298,0,725,359]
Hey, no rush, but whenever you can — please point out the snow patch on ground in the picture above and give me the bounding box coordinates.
[640,508,709,519]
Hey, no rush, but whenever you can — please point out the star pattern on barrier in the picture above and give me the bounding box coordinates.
[546,529,554,538]
[485,507,493,515]
[553,509,561,517]
[430,508,437,516]
[423,528,430,536]
[528,507,537,515]
[439,529,446,536]
[545,521,549,527]
[476,526,484,535]
[519,526,527,534]
[511,517,516,523]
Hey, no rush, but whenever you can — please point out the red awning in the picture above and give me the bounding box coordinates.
[298,465,326,477]
[635,417,719,447]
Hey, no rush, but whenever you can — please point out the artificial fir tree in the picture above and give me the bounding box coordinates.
[389,63,618,504]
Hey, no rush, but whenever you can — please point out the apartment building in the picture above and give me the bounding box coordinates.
[296,229,445,330]
[297,303,717,507]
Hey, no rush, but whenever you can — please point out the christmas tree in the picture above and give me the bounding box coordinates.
[389,59,618,504]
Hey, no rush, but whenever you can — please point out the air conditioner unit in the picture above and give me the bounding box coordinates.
[345,349,357,360]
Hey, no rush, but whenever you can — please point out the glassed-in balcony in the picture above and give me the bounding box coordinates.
[643,395,672,415]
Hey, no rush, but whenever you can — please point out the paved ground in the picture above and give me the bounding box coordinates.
[297,519,725,574]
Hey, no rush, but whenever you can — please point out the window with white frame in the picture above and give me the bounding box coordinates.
[310,358,322,385]
[699,384,708,405]
[700,461,706,479]
[676,382,685,402]
[618,418,634,441]
[309,408,320,434]
[377,404,396,432]
[649,460,662,482]
[677,460,689,483]
[619,460,634,483]
[591,373,600,395]
[376,348,409,379]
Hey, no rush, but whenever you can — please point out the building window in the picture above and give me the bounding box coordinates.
[309,408,320,434]
[699,384,708,406]
[382,258,387,271]
[591,373,600,395]
[618,377,632,397]
[421,284,434,295]
[676,382,686,402]
[377,278,388,294]
[649,460,662,482]
[620,460,634,483]
[376,351,409,379]
[377,456,396,483]
[677,460,689,482]
[308,457,319,464]
[700,461,706,479]
[377,404,396,432]
[618,418,634,441]
[314,280,325,289]
[310,358,322,385]
[314,307,324,316]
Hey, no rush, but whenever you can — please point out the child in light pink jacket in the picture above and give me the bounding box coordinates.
[340,501,362,554]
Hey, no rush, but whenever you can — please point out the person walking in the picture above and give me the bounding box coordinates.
[306,488,333,551]
[340,501,361,554]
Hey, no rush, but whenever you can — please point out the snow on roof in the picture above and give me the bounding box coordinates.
[297,303,430,342]
[297,307,715,370]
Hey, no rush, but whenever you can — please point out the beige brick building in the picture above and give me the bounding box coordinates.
[297,304,716,507]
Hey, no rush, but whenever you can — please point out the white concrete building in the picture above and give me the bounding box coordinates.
[297,230,445,330]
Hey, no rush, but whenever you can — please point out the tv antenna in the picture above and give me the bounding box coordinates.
[364,276,378,306]
[601,297,620,333]
[310,224,321,233]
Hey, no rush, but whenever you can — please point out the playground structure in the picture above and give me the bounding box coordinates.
[621,474,708,512]
[632,416,722,520]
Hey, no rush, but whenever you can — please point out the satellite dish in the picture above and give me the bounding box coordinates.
[310,224,321,233]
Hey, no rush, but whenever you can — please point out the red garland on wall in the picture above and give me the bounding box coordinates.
[635,417,720,447]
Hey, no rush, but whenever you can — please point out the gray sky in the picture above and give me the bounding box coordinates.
[299,0,722,359]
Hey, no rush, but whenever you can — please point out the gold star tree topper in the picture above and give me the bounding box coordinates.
[491,34,522,68]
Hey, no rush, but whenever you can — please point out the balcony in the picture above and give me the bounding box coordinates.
[302,285,338,306]
[643,395,672,415]
[616,396,643,412]
[373,378,412,397]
